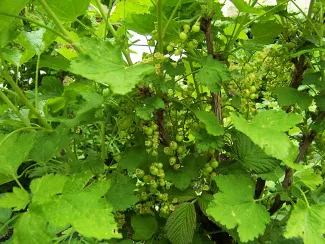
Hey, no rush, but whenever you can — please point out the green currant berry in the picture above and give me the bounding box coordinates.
[192,24,200,32]
[209,159,219,168]
[161,193,168,201]
[174,49,182,55]
[141,194,148,201]
[249,86,257,93]
[202,171,209,176]
[203,165,213,173]
[243,89,250,97]
[159,179,165,186]
[157,162,163,169]
[169,156,177,165]
[183,24,191,31]
[179,32,188,41]
[170,141,178,150]
[164,147,174,156]
[173,164,180,170]
[177,146,185,154]
[151,124,158,131]
[145,140,153,147]
[166,45,174,52]
[151,180,158,189]
[175,133,184,142]
[250,93,258,100]
[150,166,159,175]
[143,175,151,183]
[136,169,145,179]
[145,127,153,136]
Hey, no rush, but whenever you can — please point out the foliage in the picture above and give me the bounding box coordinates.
[0,0,325,243]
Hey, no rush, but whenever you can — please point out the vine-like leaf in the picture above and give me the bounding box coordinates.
[285,199,325,243]
[206,175,270,242]
[70,38,153,95]
[0,187,30,211]
[231,111,302,160]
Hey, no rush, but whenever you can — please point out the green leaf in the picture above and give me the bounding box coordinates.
[285,199,325,243]
[106,173,138,212]
[131,215,158,240]
[294,168,323,190]
[0,208,11,223]
[69,150,105,175]
[39,77,64,97]
[192,129,224,152]
[44,0,91,21]
[119,147,148,171]
[29,126,70,164]
[1,48,22,66]
[0,187,30,211]
[43,173,121,240]
[224,24,247,40]
[274,87,312,110]
[230,0,261,13]
[302,72,325,91]
[231,111,302,160]
[0,0,29,34]
[30,174,69,204]
[13,211,53,244]
[39,55,70,71]
[136,97,165,120]
[198,193,213,214]
[0,132,36,179]
[166,203,196,244]
[206,175,270,242]
[231,131,280,173]
[165,156,199,190]
[251,21,284,44]
[196,56,230,93]
[70,38,153,95]
[195,111,224,136]
[263,220,303,244]
[25,28,46,55]
[315,94,325,110]
[0,174,15,185]
[46,82,103,127]
[110,0,153,22]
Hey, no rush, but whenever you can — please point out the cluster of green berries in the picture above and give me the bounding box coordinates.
[144,122,160,156]
[164,132,186,170]
[242,73,258,101]
[136,162,170,197]
[114,212,125,229]
[136,201,155,215]
[202,158,219,177]
[160,201,176,216]
[165,22,200,56]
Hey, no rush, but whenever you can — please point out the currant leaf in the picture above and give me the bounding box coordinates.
[206,175,270,242]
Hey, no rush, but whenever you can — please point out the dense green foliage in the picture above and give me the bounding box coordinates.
[0,0,325,243]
